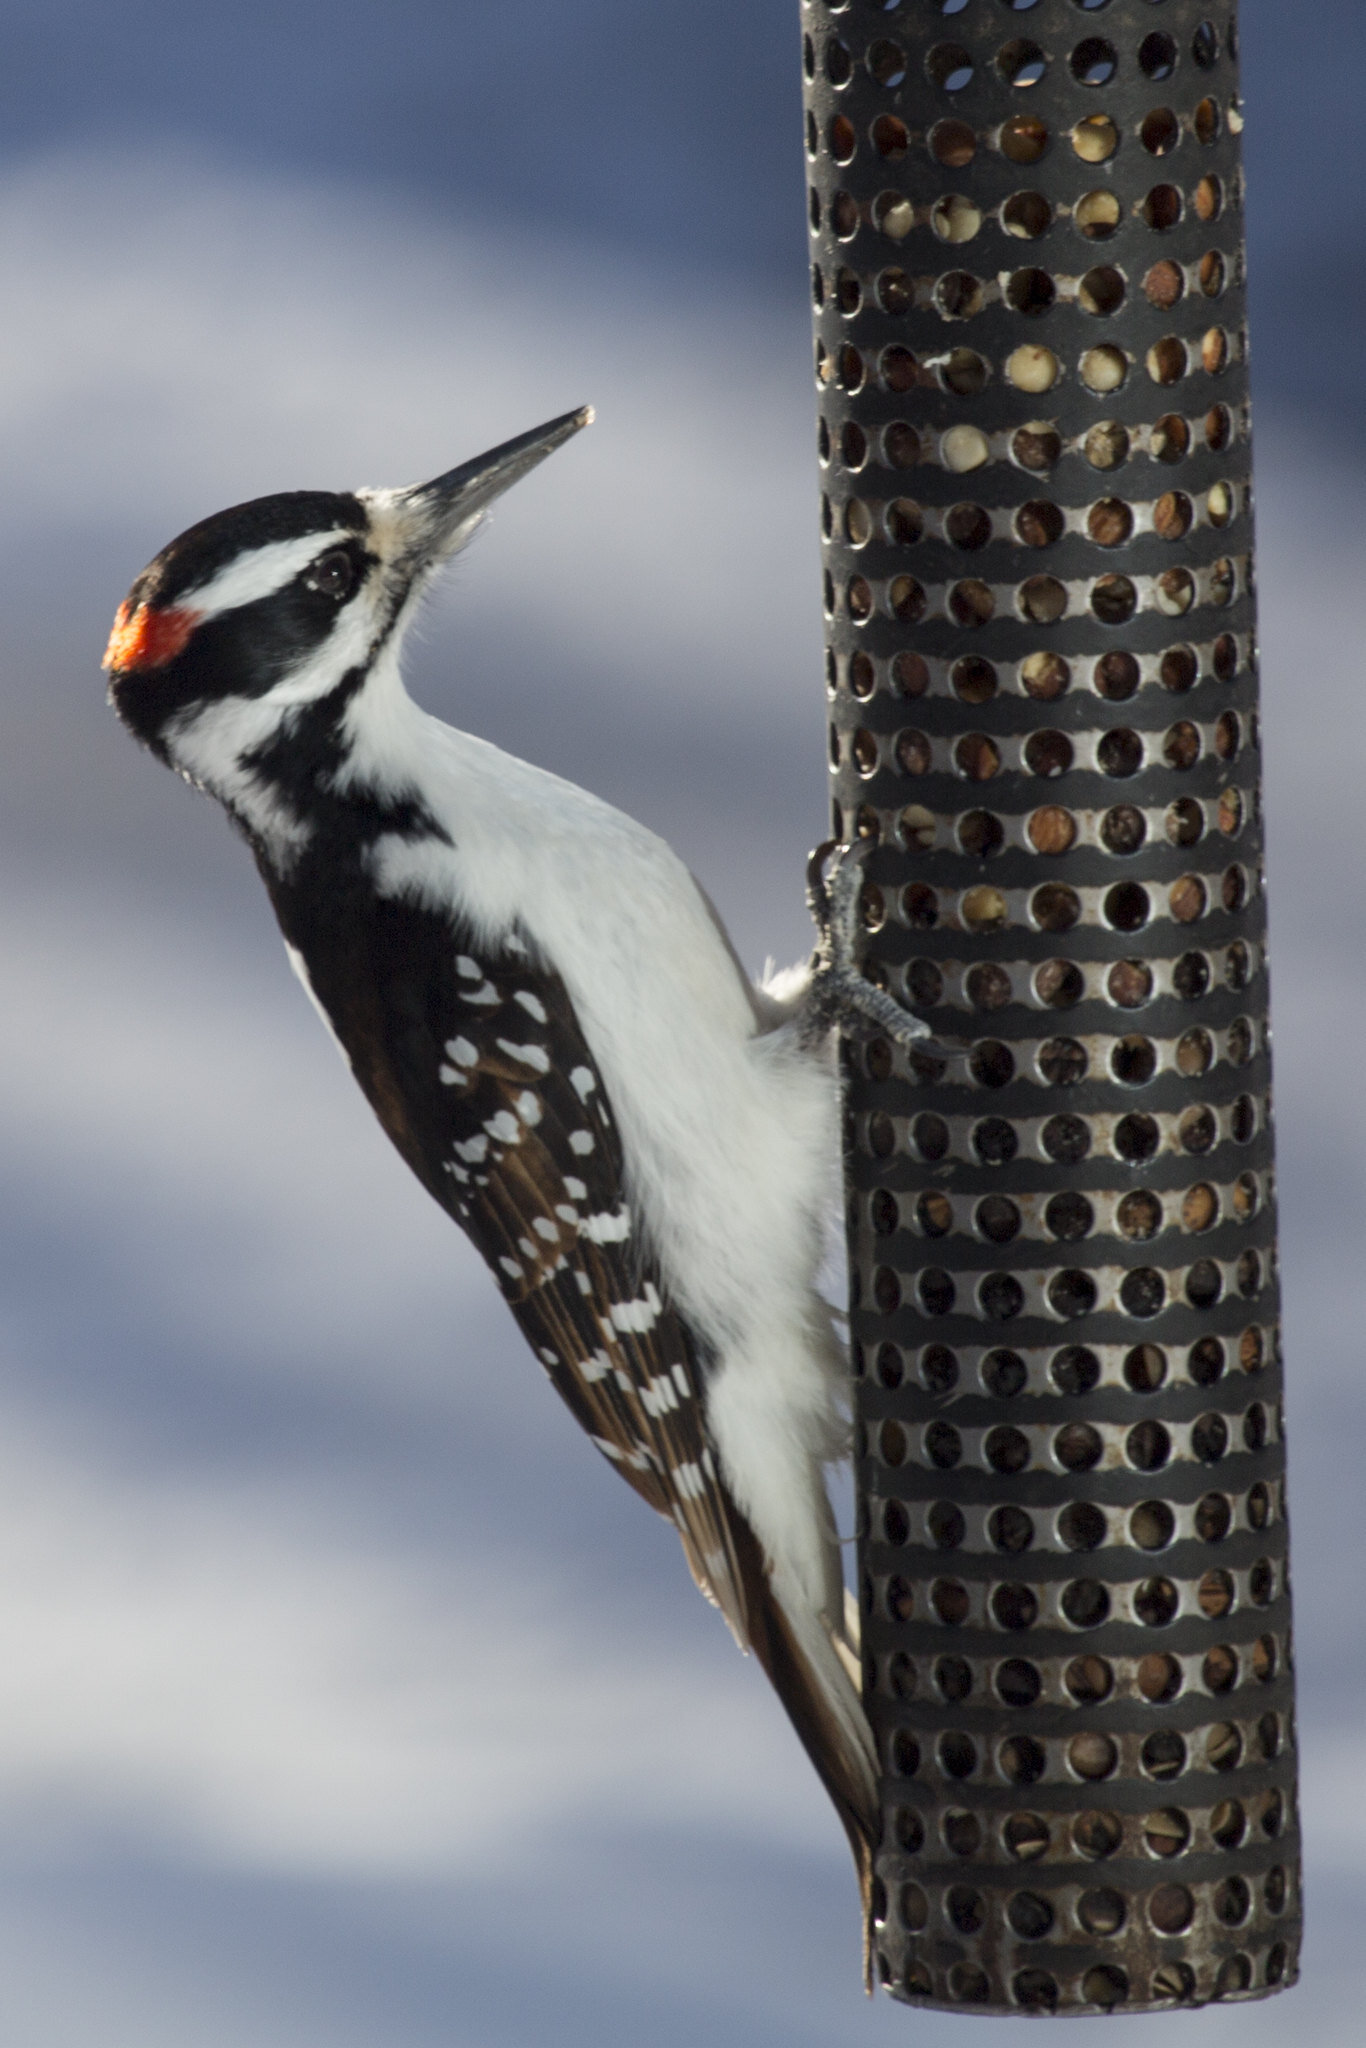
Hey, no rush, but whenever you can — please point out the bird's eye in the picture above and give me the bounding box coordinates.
[304,547,357,601]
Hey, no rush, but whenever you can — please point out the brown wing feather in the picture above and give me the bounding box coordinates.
[461,1040,752,1638]
[276,882,879,1931]
[285,886,751,1640]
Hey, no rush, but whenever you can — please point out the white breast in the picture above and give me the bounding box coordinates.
[360,695,837,1359]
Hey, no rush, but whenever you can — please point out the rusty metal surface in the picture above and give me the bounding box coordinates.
[803,0,1300,2013]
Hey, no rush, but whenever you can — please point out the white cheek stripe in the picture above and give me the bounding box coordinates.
[179,531,352,621]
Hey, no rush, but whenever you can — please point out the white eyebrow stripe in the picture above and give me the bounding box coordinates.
[179,531,352,620]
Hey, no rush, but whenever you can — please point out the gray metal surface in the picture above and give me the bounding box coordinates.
[803,0,1299,2013]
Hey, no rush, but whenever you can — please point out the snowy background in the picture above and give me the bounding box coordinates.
[0,2,1363,2041]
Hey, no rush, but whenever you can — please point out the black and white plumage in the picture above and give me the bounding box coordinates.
[104,409,930,1933]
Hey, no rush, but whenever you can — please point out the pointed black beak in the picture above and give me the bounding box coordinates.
[398,405,593,561]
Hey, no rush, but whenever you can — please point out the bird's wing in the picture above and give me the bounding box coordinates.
[286,885,751,1641]
[274,877,879,1932]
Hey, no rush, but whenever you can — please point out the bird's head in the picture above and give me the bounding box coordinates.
[105,406,591,811]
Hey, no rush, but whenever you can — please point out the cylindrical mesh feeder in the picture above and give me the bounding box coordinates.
[803,0,1299,2015]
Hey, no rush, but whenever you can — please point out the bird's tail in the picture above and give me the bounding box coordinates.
[727,1507,881,1987]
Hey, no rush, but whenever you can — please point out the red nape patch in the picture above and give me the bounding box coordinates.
[102,600,200,672]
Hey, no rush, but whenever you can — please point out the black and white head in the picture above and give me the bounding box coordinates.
[104,407,591,840]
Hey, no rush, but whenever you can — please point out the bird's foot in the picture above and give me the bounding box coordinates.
[802,840,952,1059]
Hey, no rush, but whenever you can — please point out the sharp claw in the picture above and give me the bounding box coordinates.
[807,839,838,886]
[825,839,874,953]
[806,839,838,933]
[804,841,956,1058]
[873,1020,971,1064]
[808,837,874,954]
[863,1005,931,1051]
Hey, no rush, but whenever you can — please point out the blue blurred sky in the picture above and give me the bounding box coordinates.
[4,0,1363,424]
[0,4,1364,2044]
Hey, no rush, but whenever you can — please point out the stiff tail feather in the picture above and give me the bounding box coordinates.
[727,1508,882,1989]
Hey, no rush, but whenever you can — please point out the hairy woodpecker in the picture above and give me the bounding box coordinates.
[104,408,931,1929]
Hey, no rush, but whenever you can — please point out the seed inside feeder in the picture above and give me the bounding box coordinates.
[932,193,982,243]
[1072,114,1118,164]
[1007,345,1058,394]
[1081,346,1127,394]
[942,425,991,473]
[876,194,914,240]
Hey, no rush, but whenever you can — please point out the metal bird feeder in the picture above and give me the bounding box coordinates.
[805,0,1299,2014]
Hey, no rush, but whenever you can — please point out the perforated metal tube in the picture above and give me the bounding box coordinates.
[803,0,1299,2015]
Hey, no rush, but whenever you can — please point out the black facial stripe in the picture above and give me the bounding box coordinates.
[109,538,380,757]
[126,489,368,613]
[107,490,431,839]
[237,667,369,804]
[233,669,452,861]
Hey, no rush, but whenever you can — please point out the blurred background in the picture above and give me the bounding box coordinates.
[0,2,1361,2041]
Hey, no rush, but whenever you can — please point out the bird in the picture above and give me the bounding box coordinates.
[103,406,932,1940]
